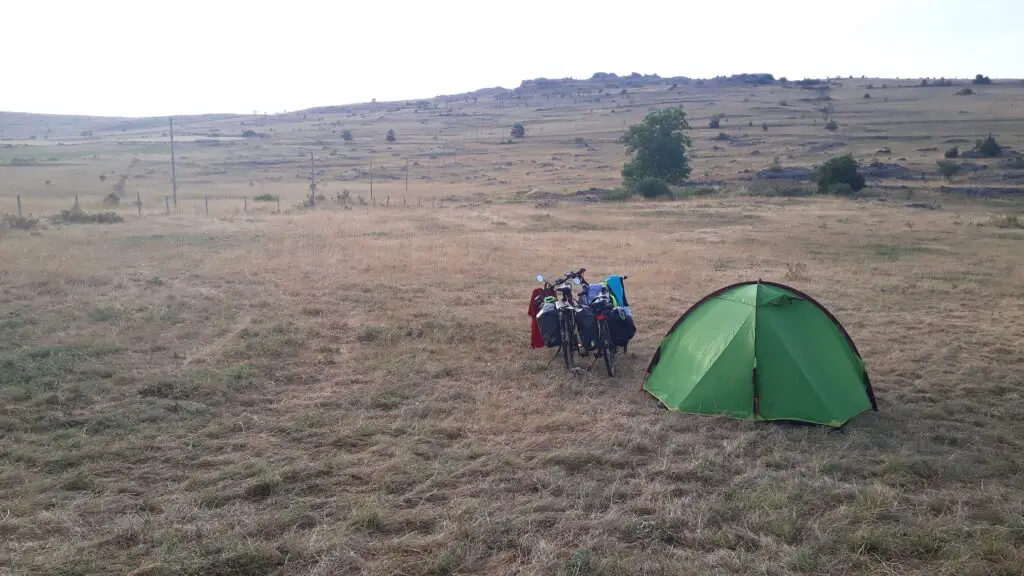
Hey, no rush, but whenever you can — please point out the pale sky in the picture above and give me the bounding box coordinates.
[2,0,1021,117]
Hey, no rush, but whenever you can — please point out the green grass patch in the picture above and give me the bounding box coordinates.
[869,243,934,261]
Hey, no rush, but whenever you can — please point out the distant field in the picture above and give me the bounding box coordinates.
[2,77,1024,575]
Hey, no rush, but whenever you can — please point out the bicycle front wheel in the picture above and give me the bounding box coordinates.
[599,320,614,377]
[560,320,572,370]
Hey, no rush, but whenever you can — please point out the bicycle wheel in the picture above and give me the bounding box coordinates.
[598,320,614,377]
[560,319,572,370]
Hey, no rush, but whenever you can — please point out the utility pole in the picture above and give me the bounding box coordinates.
[170,117,177,207]
[369,159,373,201]
[405,156,408,192]
[309,152,316,207]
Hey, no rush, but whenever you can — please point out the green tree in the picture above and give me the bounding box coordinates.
[825,119,839,132]
[386,129,396,142]
[708,115,721,129]
[937,160,961,182]
[944,146,959,159]
[974,134,1003,157]
[511,122,526,139]
[619,107,692,186]
[816,154,865,195]
[341,129,353,142]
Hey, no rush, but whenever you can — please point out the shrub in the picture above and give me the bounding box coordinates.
[52,206,124,224]
[253,194,276,202]
[601,188,635,202]
[936,160,961,182]
[824,119,839,132]
[991,214,1023,229]
[762,122,768,132]
[103,193,120,207]
[511,122,526,139]
[828,183,856,196]
[944,146,959,159]
[714,132,731,141]
[708,115,721,129]
[972,74,992,85]
[630,177,672,199]
[386,129,396,142]
[974,134,1003,157]
[2,214,39,230]
[956,87,974,96]
[341,129,353,142]
[816,154,865,194]
[864,93,872,99]
[242,130,259,138]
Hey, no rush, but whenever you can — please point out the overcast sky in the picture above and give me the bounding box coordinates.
[3,0,1021,117]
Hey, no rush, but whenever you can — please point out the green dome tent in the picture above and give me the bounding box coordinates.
[643,281,877,428]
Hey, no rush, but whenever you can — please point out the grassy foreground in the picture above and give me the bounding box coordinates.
[1,197,1023,575]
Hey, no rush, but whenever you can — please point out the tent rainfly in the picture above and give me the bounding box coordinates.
[643,281,877,428]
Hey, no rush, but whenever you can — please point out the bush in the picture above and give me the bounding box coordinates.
[52,206,124,224]
[956,87,974,96]
[511,122,526,139]
[601,188,635,202]
[973,74,992,85]
[974,134,1003,157]
[2,214,39,230]
[386,129,396,142]
[824,119,839,132]
[944,146,959,159]
[816,154,865,194]
[242,130,259,138]
[828,183,856,196]
[103,193,120,207]
[991,214,1023,229]
[341,129,353,142]
[708,115,721,129]
[936,160,961,182]
[630,177,672,199]
[864,93,872,99]
[253,194,276,202]
[714,132,731,141]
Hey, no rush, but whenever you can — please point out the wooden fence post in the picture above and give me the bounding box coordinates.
[136,190,142,216]
[75,195,79,208]
[205,194,209,215]
[165,196,169,214]
[277,195,281,212]
[244,196,247,213]
[17,194,22,218]
[386,196,390,207]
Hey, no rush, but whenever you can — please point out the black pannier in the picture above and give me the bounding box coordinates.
[609,307,636,347]
[536,300,561,348]
[575,306,599,351]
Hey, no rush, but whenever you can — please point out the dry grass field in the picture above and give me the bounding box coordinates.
[2,76,1024,575]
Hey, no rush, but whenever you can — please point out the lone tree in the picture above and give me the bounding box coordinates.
[341,129,354,142]
[708,115,721,129]
[816,154,865,195]
[619,107,692,188]
[511,122,526,139]
[937,160,961,182]
[386,129,396,142]
[974,134,1003,157]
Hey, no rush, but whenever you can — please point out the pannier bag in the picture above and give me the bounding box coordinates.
[575,306,599,351]
[536,298,562,348]
[609,306,636,347]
